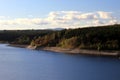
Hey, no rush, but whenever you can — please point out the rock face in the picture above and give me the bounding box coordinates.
[27,45,37,49]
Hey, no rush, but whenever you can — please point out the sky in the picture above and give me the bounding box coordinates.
[0,0,120,30]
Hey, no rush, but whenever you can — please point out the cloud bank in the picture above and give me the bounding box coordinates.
[0,11,119,30]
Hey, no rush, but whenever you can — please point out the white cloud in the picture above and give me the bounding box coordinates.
[97,11,112,19]
[0,16,6,19]
[0,16,10,20]
[0,11,119,30]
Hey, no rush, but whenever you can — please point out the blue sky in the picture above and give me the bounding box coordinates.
[0,0,119,29]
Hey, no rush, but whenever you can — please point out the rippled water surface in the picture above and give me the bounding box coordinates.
[0,44,120,80]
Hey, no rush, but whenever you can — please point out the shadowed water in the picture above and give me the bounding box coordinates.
[0,44,120,80]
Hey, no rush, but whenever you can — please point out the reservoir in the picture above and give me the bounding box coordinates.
[0,44,120,80]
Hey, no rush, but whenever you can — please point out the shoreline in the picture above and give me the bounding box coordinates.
[8,44,28,48]
[40,47,120,57]
[8,44,120,57]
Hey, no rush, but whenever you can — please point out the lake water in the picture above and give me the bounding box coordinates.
[0,44,120,80]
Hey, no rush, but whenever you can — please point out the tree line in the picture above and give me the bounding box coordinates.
[0,30,53,44]
[31,24,120,50]
[0,24,120,50]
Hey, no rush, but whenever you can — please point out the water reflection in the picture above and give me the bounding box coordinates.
[0,44,120,80]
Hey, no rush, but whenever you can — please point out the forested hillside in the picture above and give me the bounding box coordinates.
[0,24,120,50]
[0,30,53,44]
[31,24,120,50]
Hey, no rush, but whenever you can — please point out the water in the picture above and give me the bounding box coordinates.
[0,44,120,80]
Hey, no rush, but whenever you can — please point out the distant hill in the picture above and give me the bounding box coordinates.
[53,28,65,31]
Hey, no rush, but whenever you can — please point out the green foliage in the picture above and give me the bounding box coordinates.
[0,30,53,44]
[32,24,120,50]
[31,33,58,47]
[1,24,120,50]
[15,35,30,44]
[58,37,79,48]
[103,40,119,50]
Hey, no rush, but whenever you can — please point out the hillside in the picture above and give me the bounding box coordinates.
[0,24,120,51]
[0,30,53,44]
[31,24,120,51]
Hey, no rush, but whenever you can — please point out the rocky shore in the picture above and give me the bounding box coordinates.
[27,45,120,57]
[8,44,120,57]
